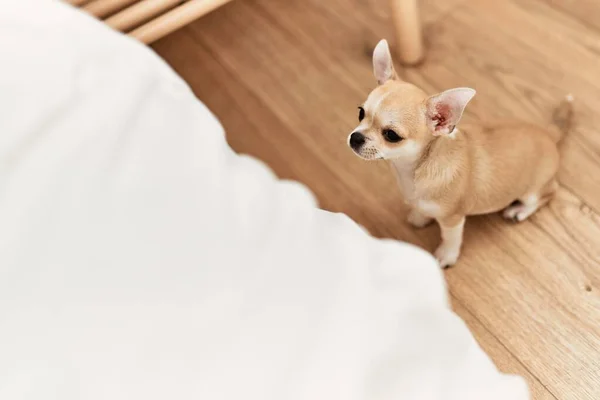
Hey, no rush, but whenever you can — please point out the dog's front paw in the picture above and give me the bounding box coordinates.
[434,244,460,269]
[407,209,433,228]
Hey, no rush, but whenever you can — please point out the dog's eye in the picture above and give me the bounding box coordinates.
[382,129,402,143]
[358,107,365,122]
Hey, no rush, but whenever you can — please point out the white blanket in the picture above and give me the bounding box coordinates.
[0,2,528,399]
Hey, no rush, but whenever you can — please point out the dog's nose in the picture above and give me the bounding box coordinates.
[350,132,366,149]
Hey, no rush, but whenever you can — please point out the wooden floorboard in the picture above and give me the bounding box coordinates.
[451,298,558,400]
[537,0,600,33]
[152,0,600,398]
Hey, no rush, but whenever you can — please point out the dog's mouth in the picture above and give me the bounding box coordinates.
[351,146,383,160]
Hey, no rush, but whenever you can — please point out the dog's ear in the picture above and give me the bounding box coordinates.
[425,88,476,136]
[373,39,398,85]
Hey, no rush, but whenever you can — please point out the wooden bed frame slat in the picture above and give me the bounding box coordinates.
[105,0,183,32]
[129,0,233,44]
[83,0,140,18]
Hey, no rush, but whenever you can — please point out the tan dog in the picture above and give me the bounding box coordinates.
[348,39,573,268]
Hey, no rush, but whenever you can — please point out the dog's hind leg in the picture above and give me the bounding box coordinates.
[503,179,558,222]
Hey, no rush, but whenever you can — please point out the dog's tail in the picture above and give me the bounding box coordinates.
[550,94,574,143]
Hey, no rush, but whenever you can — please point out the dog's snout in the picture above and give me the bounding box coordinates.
[350,132,366,149]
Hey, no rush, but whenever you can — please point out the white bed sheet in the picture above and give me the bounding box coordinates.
[0,1,528,399]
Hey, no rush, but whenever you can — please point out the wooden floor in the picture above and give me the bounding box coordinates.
[152,0,600,398]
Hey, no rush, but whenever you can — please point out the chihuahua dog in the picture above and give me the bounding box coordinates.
[348,39,573,268]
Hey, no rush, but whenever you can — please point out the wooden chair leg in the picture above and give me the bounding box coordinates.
[389,0,424,66]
